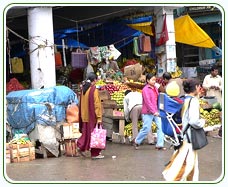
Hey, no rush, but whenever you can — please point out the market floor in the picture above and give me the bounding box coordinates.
[4,136,223,183]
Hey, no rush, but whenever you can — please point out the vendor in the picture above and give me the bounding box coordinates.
[202,65,222,105]
[109,57,120,72]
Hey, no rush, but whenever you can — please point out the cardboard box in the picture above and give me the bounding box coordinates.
[63,123,81,139]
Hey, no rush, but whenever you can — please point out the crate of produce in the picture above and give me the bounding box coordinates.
[9,142,35,163]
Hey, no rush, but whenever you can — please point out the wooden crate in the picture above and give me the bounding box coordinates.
[8,142,35,163]
[5,143,11,164]
[64,139,79,157]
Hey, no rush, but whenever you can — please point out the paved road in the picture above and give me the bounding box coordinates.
[4,136,223,183]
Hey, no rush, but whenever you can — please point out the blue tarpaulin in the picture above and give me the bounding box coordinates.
[6,86,78,135]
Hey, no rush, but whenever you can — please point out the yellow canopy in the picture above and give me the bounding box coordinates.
[127,22,154,36]
[174,14,216,48]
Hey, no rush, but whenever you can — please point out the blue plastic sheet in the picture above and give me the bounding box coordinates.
[6,86,78,135]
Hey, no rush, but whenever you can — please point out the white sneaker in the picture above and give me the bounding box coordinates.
[91,154,105,159]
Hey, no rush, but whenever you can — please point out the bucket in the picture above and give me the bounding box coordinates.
[203,96,217,105]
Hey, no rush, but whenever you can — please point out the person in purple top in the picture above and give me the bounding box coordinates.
[134,73,166,150]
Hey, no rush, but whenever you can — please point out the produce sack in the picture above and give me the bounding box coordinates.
[124,63,142,81]
[66,103,79,123]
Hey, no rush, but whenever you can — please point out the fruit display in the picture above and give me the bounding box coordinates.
[170,66,182,78]
[110,91,125,106]
[199,99,222,127]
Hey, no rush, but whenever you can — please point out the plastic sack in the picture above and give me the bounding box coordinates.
[66,103,79,123]
[90,124,107,149]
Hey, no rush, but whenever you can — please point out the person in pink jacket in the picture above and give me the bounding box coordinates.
[134,73,166,150]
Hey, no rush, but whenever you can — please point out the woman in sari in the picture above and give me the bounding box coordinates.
[77,72,105,159]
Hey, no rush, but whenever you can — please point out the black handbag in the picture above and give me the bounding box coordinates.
[190,126,208,150]
[184,97,208,150]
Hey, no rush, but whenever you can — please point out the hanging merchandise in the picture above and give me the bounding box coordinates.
[133,37,141,56]
[54,52,63,68]
[108,44,121,60]
[10,57,24,74]
[156,13,169,46]
[139,34,152,53]
[89,46,101,66]
[71,48,88,69]
[99,46,111,59]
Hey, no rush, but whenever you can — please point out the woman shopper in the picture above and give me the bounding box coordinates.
[77,72,105,159]
[162,78,206,181]
[134,73,165,150]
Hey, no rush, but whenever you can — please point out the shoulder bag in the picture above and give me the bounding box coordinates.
[185,98,208,150]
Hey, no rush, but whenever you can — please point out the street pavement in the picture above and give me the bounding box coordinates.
[4,136,223,184]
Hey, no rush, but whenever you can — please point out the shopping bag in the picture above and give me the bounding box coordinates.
[71,49,88,69]
[10,57,24,73]
[90,124,107,149]
[190,126,208,150]
[55,52,63,68]
[66,103,79,123]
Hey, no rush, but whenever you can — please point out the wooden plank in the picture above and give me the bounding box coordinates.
[118,120,125,136]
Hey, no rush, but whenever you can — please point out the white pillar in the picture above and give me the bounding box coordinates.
[154,7,177,77]
[28,7,56,89]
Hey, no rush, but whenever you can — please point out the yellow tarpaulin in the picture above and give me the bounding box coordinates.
[174,14,216,48]
[127,22,154,36]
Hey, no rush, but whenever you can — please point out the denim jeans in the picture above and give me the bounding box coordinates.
[135,114,164,147]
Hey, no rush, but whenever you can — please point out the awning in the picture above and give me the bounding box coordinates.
[174,14,216,48]
[127,22,154,36]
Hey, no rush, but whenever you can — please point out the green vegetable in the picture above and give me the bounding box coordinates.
[212,102,222,111]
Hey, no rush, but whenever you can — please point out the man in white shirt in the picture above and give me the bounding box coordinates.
[123,90,155,144]
[203,65,222,105]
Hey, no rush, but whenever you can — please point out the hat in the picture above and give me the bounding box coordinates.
[166,81,180,97]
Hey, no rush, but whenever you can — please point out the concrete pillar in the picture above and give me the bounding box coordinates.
[154,7,177,77]
[27,7,56,89]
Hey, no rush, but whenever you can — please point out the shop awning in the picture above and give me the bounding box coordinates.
[174,14,216,48]
[127,22,154,36]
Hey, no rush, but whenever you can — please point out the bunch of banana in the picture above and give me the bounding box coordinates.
[9,138,31,145]
[170,66,182,78]
[200,107,222,127]
[124,123,133,137]
[124,121,157,137]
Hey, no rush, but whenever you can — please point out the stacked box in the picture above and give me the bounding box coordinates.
[63,122,81,139]
[8,142,35,163]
